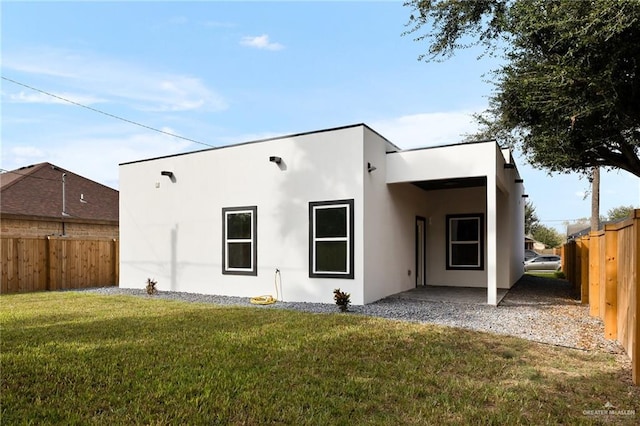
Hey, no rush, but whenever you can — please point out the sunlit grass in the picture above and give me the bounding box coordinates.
[1,292,637,424]
[526,271,566,279]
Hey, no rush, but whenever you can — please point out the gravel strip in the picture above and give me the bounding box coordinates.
[79,275,624,355]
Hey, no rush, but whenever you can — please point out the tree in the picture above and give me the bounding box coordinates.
[524,201,539,235]
[531,224,564,248]
[404,0,640,177]
[607,205,635,221]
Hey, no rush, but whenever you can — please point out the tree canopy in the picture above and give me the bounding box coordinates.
[524,201,563,246]
[524,201,539,235]
[404,0,640,177]
[531,223,564,248]
[606,205,635,221]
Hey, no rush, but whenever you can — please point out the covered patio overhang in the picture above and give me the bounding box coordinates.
[385,141,523,305]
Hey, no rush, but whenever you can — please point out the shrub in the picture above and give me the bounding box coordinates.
[146,278,158,295]
[333,288,351,312]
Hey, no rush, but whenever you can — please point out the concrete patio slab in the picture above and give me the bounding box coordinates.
[386,285,509,305]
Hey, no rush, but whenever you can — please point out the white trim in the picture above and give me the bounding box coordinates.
[224,209,254,272]
[312,203,351,275]
[448,216,481,268]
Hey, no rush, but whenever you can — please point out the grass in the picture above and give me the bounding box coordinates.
[526,271,566,279]
[1,292,638,425]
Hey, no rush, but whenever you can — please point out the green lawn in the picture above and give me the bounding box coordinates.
[1,292,637,425]
[525,271,566,279]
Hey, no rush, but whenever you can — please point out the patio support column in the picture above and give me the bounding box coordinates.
[487,173,498,305]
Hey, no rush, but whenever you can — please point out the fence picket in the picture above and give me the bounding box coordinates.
[1,236,118,294]
[563,210,638,385]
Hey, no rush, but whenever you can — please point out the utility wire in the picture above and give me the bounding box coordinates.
[1,76,215,148]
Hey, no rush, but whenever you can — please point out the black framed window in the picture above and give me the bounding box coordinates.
[222,206,257,275]
[446,213,484,270]
[309,199,354,279]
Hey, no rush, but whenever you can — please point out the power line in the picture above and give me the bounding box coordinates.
[1,76,216,148]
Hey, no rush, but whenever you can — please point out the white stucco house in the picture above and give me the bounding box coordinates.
[119,124,525,305]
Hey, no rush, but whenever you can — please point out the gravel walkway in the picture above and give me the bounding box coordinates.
[80,275,624,355]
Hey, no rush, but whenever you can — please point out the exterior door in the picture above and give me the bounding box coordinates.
[416,217,426,286]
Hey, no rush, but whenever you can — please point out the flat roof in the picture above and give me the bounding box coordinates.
[120,123,402,166]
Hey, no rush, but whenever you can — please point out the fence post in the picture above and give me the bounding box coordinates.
[45,237,51,291]
[48,236,58,291]
[604,226,618,341]
[112,239,119,286]
[564,241,575,287]
[633,212,639,385]
[589,232,600,317]
[575,239,582,294]
[580,236,590,304]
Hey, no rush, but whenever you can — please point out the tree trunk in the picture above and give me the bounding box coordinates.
[591,166,600,232]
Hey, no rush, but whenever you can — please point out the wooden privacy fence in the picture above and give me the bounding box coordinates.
[1,236,119,294]
[562,210,639,385]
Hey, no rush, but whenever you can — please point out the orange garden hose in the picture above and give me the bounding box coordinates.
[250,269,281,305]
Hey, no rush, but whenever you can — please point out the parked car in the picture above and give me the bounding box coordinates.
[524,249,540,261]
[524,255,562,272]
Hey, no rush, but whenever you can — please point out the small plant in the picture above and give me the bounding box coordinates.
[146,278,158,295]
[333,288,351,312]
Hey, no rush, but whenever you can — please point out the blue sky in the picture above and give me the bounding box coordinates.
[2,1,638,233]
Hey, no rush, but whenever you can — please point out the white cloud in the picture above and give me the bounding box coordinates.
[240,34,284,51]
[371,110,483,150]
[3,146,47,170]
[8,91,105,105]
[2,47,227,112]
[0,119,202,189]
[11,146,46,158]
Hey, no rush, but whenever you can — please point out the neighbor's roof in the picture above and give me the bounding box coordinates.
[0,162,118,222]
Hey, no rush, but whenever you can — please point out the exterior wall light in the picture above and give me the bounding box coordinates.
[269,156,282,165]
[160,171,174,179]
[367,162,377,173]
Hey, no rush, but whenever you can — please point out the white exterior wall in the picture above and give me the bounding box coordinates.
[120,126,366,304]
[120,125,525,306]
[362,128,430,303]
[502,149,526,285]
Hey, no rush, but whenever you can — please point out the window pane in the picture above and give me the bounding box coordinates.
[228,242,251,269]
[316,241,347,272]
[451,218,478,241]
[316,207,347,238]
[227,213,252,239]
[451,244,479,266]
